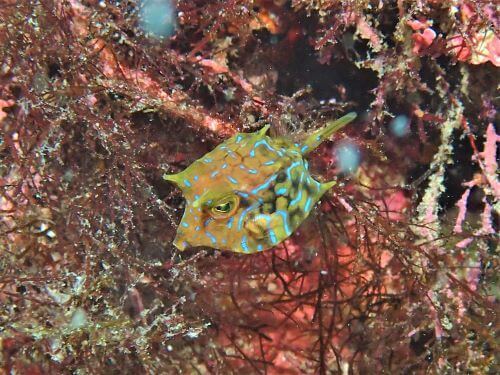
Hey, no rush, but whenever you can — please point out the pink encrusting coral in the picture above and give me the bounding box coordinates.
[0,0,498,373]
[447,3,500,66]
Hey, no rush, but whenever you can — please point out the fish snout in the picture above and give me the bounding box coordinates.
[173,232,189,251]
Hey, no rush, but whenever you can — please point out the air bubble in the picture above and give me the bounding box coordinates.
[390,115,410,137]
[138,0,177,38]
[334,140,361,174]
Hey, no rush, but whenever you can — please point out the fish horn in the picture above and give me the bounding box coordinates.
[301,112,357,154]
[163,172,184,186]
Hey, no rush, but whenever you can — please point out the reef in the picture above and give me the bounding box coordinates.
[0,1,498,373]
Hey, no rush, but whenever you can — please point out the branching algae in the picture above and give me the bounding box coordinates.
[164,112,356,253]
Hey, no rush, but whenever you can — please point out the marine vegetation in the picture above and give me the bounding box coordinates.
[164,113,356,253]
[0,0,498,374]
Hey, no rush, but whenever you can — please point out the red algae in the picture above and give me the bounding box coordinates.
[0,0,498,373]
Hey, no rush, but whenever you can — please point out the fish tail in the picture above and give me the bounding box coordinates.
[301,112,357,154]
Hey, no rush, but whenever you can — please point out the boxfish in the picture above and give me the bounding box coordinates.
[164,112,356,253]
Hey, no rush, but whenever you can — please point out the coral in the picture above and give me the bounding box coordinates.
[1,0,498,373]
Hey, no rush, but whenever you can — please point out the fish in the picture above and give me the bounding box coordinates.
[164,112,356,254]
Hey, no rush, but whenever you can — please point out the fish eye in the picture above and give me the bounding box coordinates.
[210,196,239,218]
[214,202,232,213]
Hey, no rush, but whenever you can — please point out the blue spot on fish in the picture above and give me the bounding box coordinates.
[184,179,191,187]
[211,170,219,178]
[241,236,249,252]
[206,231,217,244]
[221,163,228,169]
[248,169,258,174]
[269,230,277,244]
[193,175,199,181]
[228,176,238,184]
[257,244,263,251]
[263,160,275,166]
[181,222,189,228]
[236,135,243,143]
[237,191,249,199]
[276,187,287,195]
[227,217,234,229]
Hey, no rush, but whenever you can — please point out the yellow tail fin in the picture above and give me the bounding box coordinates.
[302,112,356,154]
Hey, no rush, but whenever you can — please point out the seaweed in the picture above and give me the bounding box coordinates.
[0,0,498,373]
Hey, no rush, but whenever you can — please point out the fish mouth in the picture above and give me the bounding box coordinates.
[173,234,189,251]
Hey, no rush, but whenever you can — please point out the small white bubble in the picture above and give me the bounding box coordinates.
[139,0,177,38]
[334,140,361,174]
[389,115,410,137]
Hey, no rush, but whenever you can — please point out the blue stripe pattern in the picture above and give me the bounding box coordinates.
[290,172,304,206]
[241,236,249,252]
[275,210,291,235]
[304,197,312,212]
[251,175,277,194]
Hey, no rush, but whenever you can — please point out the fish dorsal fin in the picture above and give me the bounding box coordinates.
[301,112,356,154]
[256,124,270,138]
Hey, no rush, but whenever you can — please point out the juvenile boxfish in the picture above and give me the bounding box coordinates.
[164,112,356,254]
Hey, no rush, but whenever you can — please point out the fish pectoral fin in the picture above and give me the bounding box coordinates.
[244,218,268,239]
[321,180,336,193]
